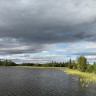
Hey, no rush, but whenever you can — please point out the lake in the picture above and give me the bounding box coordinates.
[0,67,95,96]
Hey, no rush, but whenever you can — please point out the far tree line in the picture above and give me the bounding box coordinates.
[0,55,96,74]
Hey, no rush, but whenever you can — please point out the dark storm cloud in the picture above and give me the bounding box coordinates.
[0,0,96,54]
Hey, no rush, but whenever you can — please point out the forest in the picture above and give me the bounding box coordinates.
[0,55,96,74]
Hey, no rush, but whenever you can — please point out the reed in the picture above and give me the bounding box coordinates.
[63,68,96,83]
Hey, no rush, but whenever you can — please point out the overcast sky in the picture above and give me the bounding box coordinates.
[0,0,96,63]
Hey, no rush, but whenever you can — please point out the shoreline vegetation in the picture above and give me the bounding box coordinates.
[64,68,96,83]
[0,55,96,83]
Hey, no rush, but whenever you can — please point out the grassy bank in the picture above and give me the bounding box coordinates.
[15,66,58,69]
[63,68,96,83]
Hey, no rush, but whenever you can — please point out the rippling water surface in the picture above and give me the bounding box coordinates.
[0,67,96,96]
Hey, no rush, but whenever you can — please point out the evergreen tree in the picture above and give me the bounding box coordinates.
[76,55,87,72]
[68,59,72,69]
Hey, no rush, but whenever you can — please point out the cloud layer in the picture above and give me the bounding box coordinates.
[0,0,96,63]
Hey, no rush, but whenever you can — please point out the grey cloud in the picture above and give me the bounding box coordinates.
[0,38,54,54]
[0,0,96,54]
[0,54,64,64]
[72,52,96,56]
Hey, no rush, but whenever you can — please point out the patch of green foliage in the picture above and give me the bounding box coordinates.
[0,60,16,66]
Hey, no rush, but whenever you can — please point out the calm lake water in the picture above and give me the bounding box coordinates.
[0,67,96,96]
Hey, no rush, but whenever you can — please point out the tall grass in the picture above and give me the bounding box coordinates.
[63,68,96,83]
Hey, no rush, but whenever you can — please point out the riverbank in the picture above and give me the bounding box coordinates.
[15,66,58,69]
[63,68,96,83]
